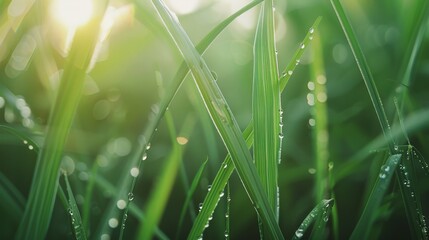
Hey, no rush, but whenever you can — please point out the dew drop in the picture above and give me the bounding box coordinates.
[223,164,227,169]
[300,43,305,49]
[100,234,110,240]
[379,173,386,179]
[142,153,148,161]
[146,143,151,150]
[279,133,284,139]
[309,27,314,34]
[308,168,316,174]
[199,203,203,211]
[309,35,314,40]
[219,191,225,198]
[208,185,212,191]
[128,192,134,201]
[224,232,229,238]
[28,145,34,150]
[23,140,28,144]
[295,228,304,238]
[288,70,293,75]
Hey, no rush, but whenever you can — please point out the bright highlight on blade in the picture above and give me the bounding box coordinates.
[51,0,93,29]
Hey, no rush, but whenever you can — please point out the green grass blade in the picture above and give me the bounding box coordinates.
[176,159,208,240]
[152,0,283,239]
[91,172,169,239]
[309,32,330,203]
[137,111,183,240]
[253,0,280,223]
[394,1,429,108]
[0,125,39,152]
[329,0,395,153]
[187,18,321,239]
[396,146,429,240]
[291,199,334,240]
[350,154,402,240]
[82,158,100,233]
[101,3,264,237]
[63,173,87,240]
[0,172,25,223]
[15,7,106,239]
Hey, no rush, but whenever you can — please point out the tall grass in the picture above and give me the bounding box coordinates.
[0,0,428,239]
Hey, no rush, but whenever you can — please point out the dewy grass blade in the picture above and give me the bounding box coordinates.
[253,0,280,222]
[137,111,183,240]
[309,32,330,203]
[329,0,396,153]
[152,0,283,239]
[188,18,321,239]
[63,173,87,240]
[350,154,402,240]
[103,2,263,237]
[15,5,106,240]
[176,159,208,240]
[291,199,334,240]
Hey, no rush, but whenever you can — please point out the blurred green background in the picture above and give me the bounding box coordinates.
[1,0,428,239]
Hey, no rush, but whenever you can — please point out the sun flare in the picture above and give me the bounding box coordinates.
[51,0,93,29]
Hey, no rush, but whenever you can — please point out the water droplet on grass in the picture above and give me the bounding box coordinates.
[300,43,305,49]
[142,153,148,161]
[309,27,314,34]
[295,228,304,238]
[128,192,134,201]
[288,70,293,75]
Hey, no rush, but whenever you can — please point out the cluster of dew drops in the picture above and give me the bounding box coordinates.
[196,184,229,240]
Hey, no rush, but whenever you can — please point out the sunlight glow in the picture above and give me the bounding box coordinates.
[166,0,199,15]
[51,0,93,29]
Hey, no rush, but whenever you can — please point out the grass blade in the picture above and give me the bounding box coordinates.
[152,0,283,239]
[187,17,321,239]
[137,111,183,240]
[15,8,106,238]
[329,0,396,153]
[309,32,330,203]
[253,0,280,222]
[350,154,402,240]
[97,2,264,237]
[292,199,334,240]
[63,173,87,240]
[176,159,208,240]
[0,172,25,223]
[188,17,321,239]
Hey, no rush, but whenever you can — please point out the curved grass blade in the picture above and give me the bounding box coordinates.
[292,199,334,240]
[152,0,283,239]
[188,17,321,240]
[137,111,183,240]
[329,0,396,153]
[350,154,402,240]
[96,1,264,237]
[15,6,107,239]
[253,0,280,225]
[334,108,429,183]
[0,125,39,152]
[63,173,87,240]
[176,159,208,240]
